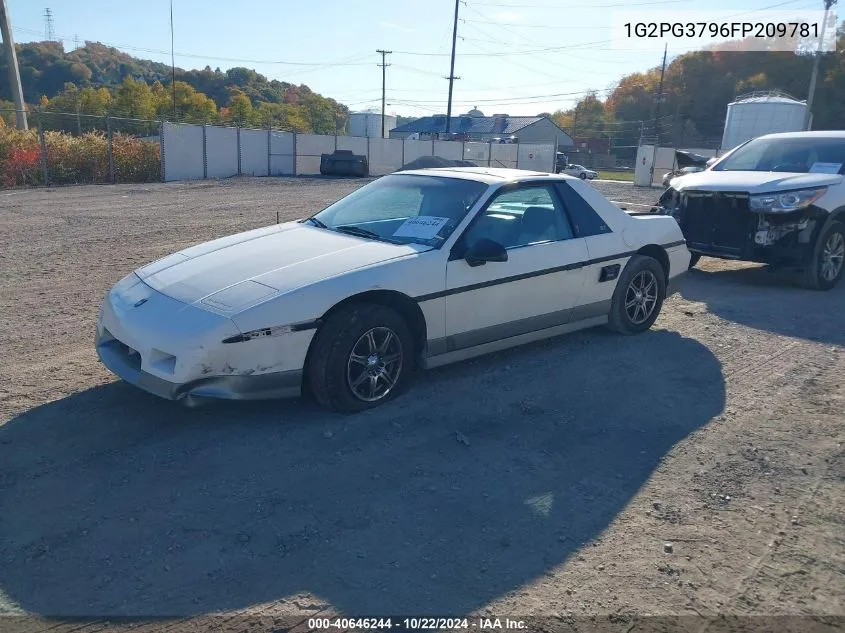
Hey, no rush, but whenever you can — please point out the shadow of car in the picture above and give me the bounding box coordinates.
[0,328,724,617]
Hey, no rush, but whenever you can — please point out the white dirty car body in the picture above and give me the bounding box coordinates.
[97,168,690,412]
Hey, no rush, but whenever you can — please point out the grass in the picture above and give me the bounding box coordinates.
[597,170,635,182]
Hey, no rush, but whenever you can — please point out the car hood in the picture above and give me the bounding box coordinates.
[671,170,843,193]
[136,222,424,311]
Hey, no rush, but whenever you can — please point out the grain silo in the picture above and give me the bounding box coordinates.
[348,111,397,138]
[720,92,808,151]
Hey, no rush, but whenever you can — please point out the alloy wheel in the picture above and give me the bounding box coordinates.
[346,327,404,402]
[820,231,844,282]
[624,270,658,325]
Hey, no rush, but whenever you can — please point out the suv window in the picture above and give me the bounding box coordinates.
[462,186,573,250]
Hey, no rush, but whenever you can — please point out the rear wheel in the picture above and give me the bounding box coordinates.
[804,220,845,290]
[607,254,666,334]
[579,172,587,179]
[307,303,414,412]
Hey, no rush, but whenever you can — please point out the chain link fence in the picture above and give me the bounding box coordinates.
[1,109,161,187]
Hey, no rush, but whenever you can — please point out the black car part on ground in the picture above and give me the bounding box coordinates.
[397,156,479,171]
[653,188,828,268]
[320,150,369,177]
[674,150,710,169]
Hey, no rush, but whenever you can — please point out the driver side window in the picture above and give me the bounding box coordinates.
[462,186,573,250]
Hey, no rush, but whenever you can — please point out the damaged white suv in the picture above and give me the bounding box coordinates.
[654,131,845,289]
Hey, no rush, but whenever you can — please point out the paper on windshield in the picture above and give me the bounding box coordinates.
[809,162,842,174]
[393,216,450,239]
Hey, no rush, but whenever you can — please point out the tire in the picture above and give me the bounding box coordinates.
[688,253,701,270]
[579,172,587,179]
[607,254,667,335]
[306,303,415,412]
[803,220,845,290]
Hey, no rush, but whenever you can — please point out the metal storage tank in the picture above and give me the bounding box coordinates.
[348,112,397,138]
[720,92,808,151]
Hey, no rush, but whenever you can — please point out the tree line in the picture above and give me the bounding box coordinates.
[547,29,845,152]
[0,41,348,134]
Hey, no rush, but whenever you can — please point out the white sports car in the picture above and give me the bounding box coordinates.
[97,168,690,412]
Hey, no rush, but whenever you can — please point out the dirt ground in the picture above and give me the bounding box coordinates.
[0,177,843,630]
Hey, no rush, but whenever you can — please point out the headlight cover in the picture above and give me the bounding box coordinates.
[749,187,827,213]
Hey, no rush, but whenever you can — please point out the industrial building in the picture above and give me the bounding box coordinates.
[389,108,573,148]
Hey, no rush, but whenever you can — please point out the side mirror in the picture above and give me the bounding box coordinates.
[465,238,508,267]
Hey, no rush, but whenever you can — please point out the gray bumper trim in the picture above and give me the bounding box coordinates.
[97,340,302,401]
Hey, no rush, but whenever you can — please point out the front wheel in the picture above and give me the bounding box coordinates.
[607,254,666,334]
[804,220,845,290]
[579,172,587,180]
[306,303,414,412]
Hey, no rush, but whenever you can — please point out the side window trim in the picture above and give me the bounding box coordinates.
[450,182,573,261]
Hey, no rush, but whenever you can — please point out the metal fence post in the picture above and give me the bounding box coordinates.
[334,133,338,152]
[366,136,371,171]
[292,132,298,176]
[237,126,242,176]
[515,142,520,169]
[107,114,115,184]
[159,118,166,183]
[36,107,49,185]
[401,138,405,167]
[267,126,271,177]
[202,124,208,179]
[487,141,492,167]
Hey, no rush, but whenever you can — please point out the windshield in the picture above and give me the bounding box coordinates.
[714,137,845,174]
[310,174,488,247]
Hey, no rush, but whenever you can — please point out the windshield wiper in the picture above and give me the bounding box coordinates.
[334,225,398,243]
[303,216,328,228]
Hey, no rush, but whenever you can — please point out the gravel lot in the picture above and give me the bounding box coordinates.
[0,177,843,629]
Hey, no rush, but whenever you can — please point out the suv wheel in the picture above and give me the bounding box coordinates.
[804,220,845,290]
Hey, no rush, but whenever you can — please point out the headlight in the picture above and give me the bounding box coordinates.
[749,187,827,213]
[110,272,140,296]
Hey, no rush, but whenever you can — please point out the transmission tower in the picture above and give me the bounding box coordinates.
[43,7,54,41]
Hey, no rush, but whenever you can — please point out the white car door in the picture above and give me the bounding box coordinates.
[443,184,589,351]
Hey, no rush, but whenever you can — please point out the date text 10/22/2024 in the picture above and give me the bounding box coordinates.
[306,617,527,630]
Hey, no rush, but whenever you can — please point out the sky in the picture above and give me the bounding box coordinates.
[6,0,830,118]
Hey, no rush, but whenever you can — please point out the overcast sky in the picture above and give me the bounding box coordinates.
[6,0,827,117]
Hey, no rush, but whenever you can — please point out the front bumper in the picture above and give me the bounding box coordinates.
[96,276,306,402]
[96,336,302,401]
[657,190,824,266]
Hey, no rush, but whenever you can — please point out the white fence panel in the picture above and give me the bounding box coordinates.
[240,128,269,177]
[490,144,518,169]
[517,144,555,172]
[369,138,404,175]
[270,131,294,176]
[464,142,489,164]
[336,136,368,155]
[162,122,204,182]
[206,126,239,178]
[296,134,335,175]
[402,140,434,166]
[433,140,463,161]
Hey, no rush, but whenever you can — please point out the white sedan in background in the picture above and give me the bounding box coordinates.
[97,168,690,412]
[559,164,598,180]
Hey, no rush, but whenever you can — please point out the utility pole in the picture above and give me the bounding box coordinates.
[650,43,668,185]
[0,0,28,130]
[804,0,836,130]
[376,49,392,138]
[170,0,177,120]
[445,0,460,134]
